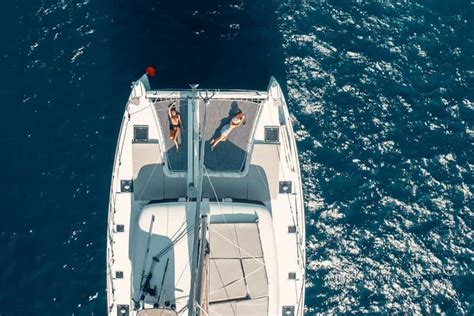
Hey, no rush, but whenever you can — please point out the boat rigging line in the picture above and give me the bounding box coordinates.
[138,215,156,295]
[136,221,196,309]
[157,258,170,305]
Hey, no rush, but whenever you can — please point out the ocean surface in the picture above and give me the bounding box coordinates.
[0,0,472,315]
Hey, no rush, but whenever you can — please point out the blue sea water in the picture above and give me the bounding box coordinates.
[0,0,472,315]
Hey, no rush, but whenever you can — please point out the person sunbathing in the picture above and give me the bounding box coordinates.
[168,102,183,151]
[210,110,246,151]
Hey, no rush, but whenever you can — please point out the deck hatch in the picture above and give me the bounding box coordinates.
[120,180,133,192]
[133,125,149,143]
[279,181,292,193]
[283,306,295,316]
[288,225,297,234]
[288,272,296,280]
[115,271,124,279]
[116,224,125,233]
[264,126,280,143]
[117,305,129,316]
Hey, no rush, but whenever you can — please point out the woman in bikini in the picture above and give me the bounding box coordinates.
[168,102,183,151]
[210,110,246,151]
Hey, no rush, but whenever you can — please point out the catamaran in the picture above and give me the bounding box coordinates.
[106,72,305,316]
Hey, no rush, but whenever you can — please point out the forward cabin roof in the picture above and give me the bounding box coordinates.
[133,202,279,314]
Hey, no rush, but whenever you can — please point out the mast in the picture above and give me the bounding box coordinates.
[195,199,210,313]
[193,94,212,315]
[187,85,200,314]
[187,84,200,196]
[188,91,212,315]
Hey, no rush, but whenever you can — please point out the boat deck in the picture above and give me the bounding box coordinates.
[155,99,262,173]
[108,80,306,316]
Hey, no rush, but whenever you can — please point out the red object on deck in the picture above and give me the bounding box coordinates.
[146,66,156,77]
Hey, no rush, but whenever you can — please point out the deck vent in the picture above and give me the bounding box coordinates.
[120,180,133,193]
[116,225,125,233]
[288,272,296,280]
[279,181,292,193]
[117,305,129,316]
[264,126,280,143]
[288,225,297,234]
[116,271,124,279]
[133,125,149,143]
[282,306,295,316]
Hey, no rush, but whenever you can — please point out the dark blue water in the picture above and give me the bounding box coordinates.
[0,0,472,315]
